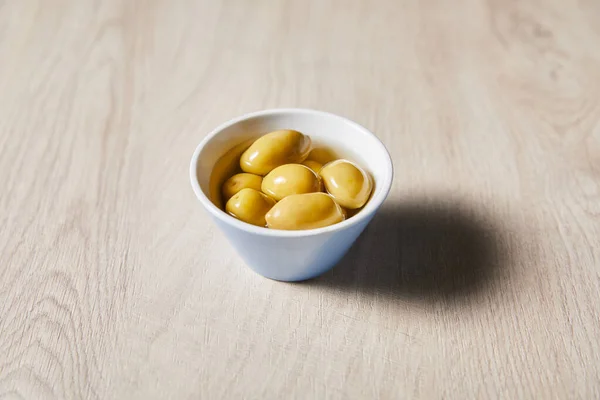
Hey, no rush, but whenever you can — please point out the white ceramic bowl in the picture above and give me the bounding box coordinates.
[190,108,393,281]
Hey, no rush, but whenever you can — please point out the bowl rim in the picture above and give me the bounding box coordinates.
[189,108,394,237]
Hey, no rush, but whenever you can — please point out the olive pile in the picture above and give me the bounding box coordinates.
[220,129,373,230]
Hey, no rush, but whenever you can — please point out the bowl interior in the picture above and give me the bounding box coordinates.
[192,109,393,231]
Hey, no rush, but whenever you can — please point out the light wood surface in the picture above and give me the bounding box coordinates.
[1,0,599,398]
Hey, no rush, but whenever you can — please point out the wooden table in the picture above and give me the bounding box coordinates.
[1,0,599,398]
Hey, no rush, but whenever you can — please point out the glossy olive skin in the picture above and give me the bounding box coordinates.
[225,188,276,227]
[301,159,323,173]
[261,164,321,201]
[240,130,312,175]
[265,193,345,230]
[221,173,263,202]
[320,159,372,209]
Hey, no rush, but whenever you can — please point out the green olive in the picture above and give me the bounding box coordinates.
[225,188,276,227]
[221,173,263,202]
[306,147,338,165]
[301,159,324,173]
[261,164,321,201]
[265,193,345,230]
[240,130,312,175]
[320,159,372,209]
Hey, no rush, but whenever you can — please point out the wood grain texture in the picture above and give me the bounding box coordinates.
[1,0,599,398]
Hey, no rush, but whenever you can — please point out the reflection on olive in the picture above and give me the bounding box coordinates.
[222,173,263,202]
[261,164,321,201]
[265,193,345,230]
[320,159,372,209]
[225,188,276,227]
[240,130,312,175]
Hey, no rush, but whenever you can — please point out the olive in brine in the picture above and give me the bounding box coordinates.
[320,159,372,209]
[222,173,263,202]
[265,193,345,230]
[240,130,312,175]
[301,159,324,173]
[306,147,338,165]
[261,164,321,201]
[225,188,276,227]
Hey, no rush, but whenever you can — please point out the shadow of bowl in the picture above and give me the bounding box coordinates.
[306,198,509,303]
